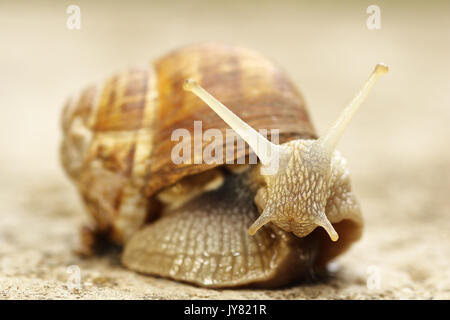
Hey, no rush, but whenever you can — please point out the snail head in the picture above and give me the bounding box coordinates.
[184,63,388,241]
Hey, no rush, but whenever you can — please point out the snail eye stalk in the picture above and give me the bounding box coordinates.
[183,79,289,168]
[314,63,389,156]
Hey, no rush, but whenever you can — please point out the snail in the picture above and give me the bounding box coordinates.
[60,43,387,288]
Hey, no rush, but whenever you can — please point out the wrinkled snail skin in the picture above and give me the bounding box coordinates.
[60,43,386,288]
[122,169,322,288]
[122,163,361,288]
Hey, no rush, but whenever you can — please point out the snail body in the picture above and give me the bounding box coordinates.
[61,43,386,288]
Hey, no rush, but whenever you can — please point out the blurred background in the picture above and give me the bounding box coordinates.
[0,0,449,299]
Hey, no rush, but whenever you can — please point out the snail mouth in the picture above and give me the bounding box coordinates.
[289,219,311,238]
[288,218,297,233]
[288,216,321,239]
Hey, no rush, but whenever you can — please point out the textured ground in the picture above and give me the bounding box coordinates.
[0,0,449,299]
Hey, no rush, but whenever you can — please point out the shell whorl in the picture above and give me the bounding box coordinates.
[145,43,316,196]
[61,66,159,242]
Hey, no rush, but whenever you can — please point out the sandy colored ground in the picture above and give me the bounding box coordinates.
[0,0,449,299]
